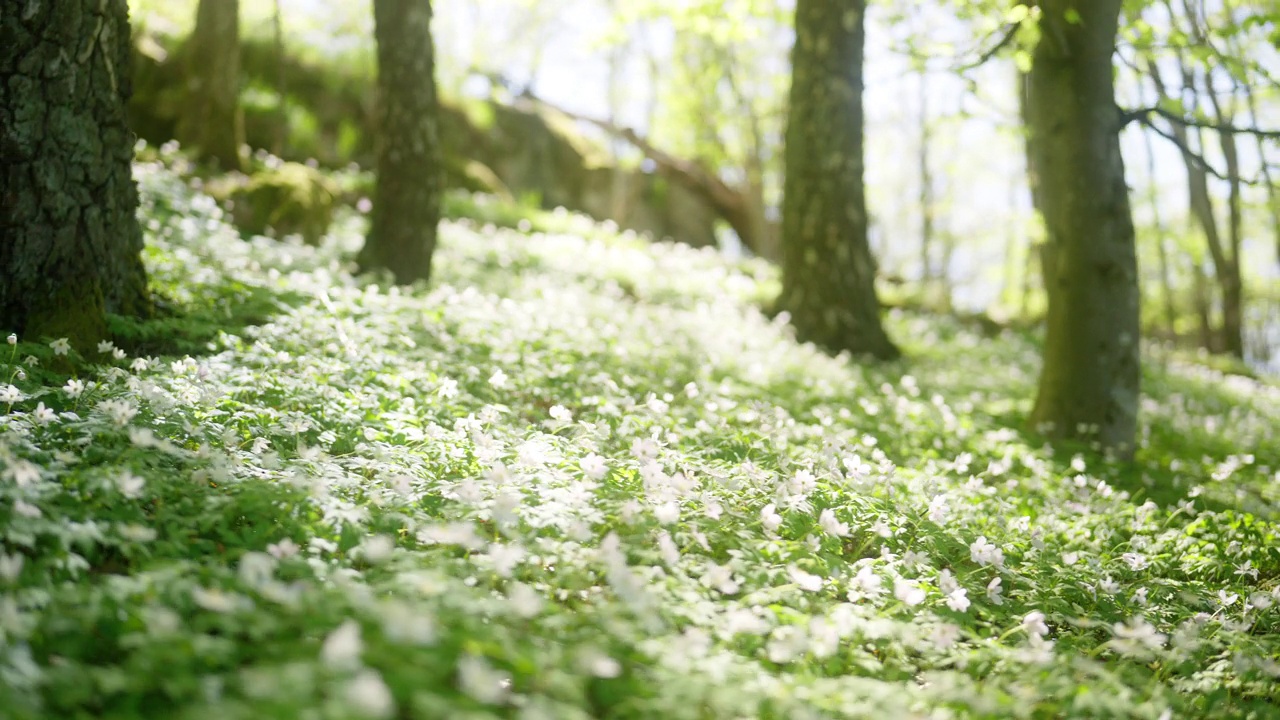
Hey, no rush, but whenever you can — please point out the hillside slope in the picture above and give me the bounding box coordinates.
[0,160,1278,719]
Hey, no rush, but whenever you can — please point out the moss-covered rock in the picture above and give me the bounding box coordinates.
[226,162,338,245]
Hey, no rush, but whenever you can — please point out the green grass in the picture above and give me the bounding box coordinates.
[0,159,1277,719]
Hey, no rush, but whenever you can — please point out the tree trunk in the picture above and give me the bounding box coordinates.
[0,0,150,349]
[1025,0,1140,457]
[919,71,935,295]
[780,0,898,360]
[1147,47,1243,359]
[360,0,442,285]
[178,0,243,171]
[1202,72,1245,360]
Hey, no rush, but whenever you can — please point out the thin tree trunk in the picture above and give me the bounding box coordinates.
[1240,78,1280,266]
[179,0,243,170]
[273,0,287,157]
[0,0,150,348]
[1139,93,1178,340]
[1201,70,1246,359]
[780,0,898,359]
[360,0,442,284]
[919,71,935,295]
[1026,0,1140,457]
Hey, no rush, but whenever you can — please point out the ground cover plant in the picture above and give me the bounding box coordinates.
[1,158,1278,719]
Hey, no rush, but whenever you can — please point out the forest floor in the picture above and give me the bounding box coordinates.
[1,157,1278,719]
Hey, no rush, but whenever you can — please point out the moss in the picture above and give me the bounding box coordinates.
[227,162,338,245]
[444,157,513,202]
[26,278,110,356]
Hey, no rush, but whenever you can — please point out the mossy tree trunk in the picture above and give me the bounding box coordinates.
[359,0,442,285]
[1026,0,1140,457]
[178,0,243,171]
[779,0,898,360]
[0,0,150,349]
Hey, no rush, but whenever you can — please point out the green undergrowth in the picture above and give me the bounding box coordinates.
[0,160,1277,719]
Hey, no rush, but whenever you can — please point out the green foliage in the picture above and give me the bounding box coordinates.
[1,160,1277,718]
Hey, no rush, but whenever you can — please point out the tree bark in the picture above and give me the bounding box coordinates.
[1025,0,1140,457]
[1202,70,1246,359]
[360,0,442,284]
[178,0,243,171]
[780,0,898,360]
[0,0,150,349]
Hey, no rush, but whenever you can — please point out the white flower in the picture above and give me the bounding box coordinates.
[507,581,544,618]
[485,542,525,577]
[578,647,622,678]
[938,569,959,595]
[766,624,807,663]
[63,378,85,398]
[116,471,146,498]
[30,402,56,425]
[894,578,925,606]
[97,340,115,354]
[1022,611,1050,637]
[119,524,157,543]
[380,601,436,646]
[1120,552,1148,571]
[927,494,950,523]
[760,503,783,532]
[49,338,71,356]
[5,333,15,345]
[656,531,680,567]
[579,453,608,480]
[945,588,971,612]
[192,587,239,613]
[818,508,849,537]
[849,565,884,600]
[969,536,1005,568]
[702,562,740,595]
[130,357,150,373]
[321,619,364,670]
[986,577,1005,605]
[238,552,276,588]
[359,535,396,564]
[0,384,23,404]
[1098,576,1120,595]
[1062,551,1079,566]
[98,399,138,427]
[112,347,126,360]
[548,404,572,422]
[457,654,510,705]
[6,460,41,487]
[343,670,395,719]
[788,565,824,592]
[789,469,817,495]
[0,553,23,583]
[1218,590,1239,608]
[1110,617,1167,657]
[488,369,508,388]
[653,501,680,524]
[267,538,300,559]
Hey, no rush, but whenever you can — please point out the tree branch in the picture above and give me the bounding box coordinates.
[1122,105,1280,140]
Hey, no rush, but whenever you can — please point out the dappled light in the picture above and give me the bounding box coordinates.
[1,0,1278,718]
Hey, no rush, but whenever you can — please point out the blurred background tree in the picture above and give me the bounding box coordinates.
[122,0,1280,382]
